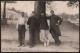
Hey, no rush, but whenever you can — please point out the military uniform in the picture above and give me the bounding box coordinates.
[48,14,63,45]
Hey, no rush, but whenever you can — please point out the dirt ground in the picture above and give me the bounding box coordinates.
[1,21,79,52]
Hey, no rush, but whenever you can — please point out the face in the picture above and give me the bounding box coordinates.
[31,13,35,16]
[51,12,54,16]
[21,12,24,17]
[41,13,45,16]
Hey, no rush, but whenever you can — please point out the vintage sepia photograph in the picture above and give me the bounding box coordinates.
[1,0,79,52]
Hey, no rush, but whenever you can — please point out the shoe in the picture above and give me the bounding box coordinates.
[29,45,33,48]
[44,42,47,47]
[18,45,22,47]
[22,44,25,47]
[55,40,62,46]
[55,42,62,46]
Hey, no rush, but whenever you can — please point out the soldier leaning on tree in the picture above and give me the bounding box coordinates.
[27,11,39,48]
[47,10,63,46]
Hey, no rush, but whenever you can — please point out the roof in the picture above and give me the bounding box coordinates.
[1,9,22,19]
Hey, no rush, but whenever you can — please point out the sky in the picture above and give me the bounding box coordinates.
[1,1,79,15]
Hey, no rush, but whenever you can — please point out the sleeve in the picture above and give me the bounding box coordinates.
[57,16,63,25]
[16,20,19,29]
[25,19,28,29]
[27,17,31,25]
[38,17,41,28]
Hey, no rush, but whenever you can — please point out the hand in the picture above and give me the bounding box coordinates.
[25,29,27,31]
[49,26,50,30]
[17,29,18,31]
[16,26,18,29]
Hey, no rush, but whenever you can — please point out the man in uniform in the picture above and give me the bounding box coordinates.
[27,11,39,48]
[16,12,27,47]
[48,11,63,46]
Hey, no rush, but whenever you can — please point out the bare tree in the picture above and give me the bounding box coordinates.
[2,1,16,24]
[67,0,79,8]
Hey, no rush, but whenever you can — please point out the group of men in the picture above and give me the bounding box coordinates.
[16,11,63,48]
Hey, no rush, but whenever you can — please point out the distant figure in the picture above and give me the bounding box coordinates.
[39,12,49,47]
[27,11,39,48]
[16,12,27,47]
[48,11,63,46]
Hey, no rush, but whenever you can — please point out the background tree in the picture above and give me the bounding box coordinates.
[67,0,79,8]
[2,1,16,24]
[60,12,69,21]
[8,7,20,14]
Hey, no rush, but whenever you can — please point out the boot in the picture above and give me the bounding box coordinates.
[55,40,62,46]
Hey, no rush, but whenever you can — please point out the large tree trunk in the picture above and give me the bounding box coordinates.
[2,1,7,25]
[34,1,46,44]
[34,1,46,17]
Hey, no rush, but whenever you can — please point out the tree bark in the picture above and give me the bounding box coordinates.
[3,1,7,25]
[34,1,46,44]
[34,1,46,17]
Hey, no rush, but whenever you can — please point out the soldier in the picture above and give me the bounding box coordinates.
[48,11,63,46]
[39,12,49,47]
[16,12,27,47]
[27,11,39,48]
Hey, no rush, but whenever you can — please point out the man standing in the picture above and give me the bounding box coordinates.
[49,11,63,46]
[39,12,49,47]
[27,11,39,48]
[16,12,27,47]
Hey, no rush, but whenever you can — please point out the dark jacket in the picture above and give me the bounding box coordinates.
[48,14,63,36]
[27,16,39,30]
[49,15,63,28]
[38,15,49,30]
